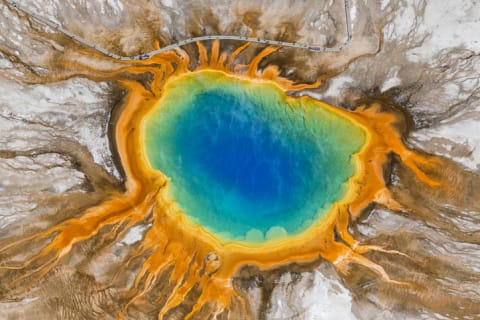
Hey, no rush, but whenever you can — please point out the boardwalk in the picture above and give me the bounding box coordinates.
[8,0,352,60]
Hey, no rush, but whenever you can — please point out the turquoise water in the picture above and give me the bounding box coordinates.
[144,72,365,242]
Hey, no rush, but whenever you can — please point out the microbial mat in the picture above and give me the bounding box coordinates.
[0,40,447,319]
[144,71,366,243]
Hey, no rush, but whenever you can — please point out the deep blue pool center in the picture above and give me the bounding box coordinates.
[144,71,365,243]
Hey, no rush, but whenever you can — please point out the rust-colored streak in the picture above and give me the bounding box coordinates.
[247,46,279,77]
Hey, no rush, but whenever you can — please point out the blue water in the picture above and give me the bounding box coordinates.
[175,92,315,217]
[145,75,364,242]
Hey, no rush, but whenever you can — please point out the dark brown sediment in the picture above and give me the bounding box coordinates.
[107,87,131,187]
